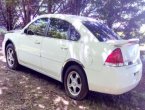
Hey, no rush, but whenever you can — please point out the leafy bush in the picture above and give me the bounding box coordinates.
[0,28,7,38]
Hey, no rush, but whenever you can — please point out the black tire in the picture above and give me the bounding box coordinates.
[6,43,19,70]
[64,65,88,100]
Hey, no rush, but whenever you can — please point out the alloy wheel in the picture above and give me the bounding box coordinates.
[67,71,82,96]
[7,48,15,67]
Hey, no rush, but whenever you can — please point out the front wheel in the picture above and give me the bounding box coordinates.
[6,44,19,70]
[64,65,88,100]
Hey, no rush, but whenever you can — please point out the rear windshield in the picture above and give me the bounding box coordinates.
[83,21,121,42]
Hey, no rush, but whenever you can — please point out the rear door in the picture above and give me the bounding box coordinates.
[18,18,49,69]
[41,18,80,79]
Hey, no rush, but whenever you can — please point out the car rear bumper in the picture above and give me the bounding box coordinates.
[85,62,142,95]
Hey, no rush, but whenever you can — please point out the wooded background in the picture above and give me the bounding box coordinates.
[0,0,145,40]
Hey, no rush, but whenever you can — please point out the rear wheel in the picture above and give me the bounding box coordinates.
[6,44,19,70]
[64,65,88,100]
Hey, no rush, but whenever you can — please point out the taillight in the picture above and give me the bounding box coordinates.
[105,48,124,67]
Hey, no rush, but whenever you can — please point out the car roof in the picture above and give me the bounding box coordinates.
[35,14,97,22]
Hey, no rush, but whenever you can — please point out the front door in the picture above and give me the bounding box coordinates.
[18,18,49,70]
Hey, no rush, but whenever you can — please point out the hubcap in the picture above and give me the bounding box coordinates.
[7,48,14,67]
[67,71,82,96]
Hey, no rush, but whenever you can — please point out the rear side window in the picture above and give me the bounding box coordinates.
[83,21,120,42]
[68,25,80,41]
[47,18,80,41]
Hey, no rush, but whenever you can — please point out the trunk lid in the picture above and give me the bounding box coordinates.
[106,39,140,66]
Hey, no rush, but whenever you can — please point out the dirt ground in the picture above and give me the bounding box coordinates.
[0,37,145,110]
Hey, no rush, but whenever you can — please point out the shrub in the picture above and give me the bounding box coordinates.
[0,28,7,38]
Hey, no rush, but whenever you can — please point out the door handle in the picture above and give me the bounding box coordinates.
[35,41,40,44]
[61,46,68,50]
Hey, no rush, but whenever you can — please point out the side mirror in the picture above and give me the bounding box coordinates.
[24,28,34,35]
[27,30,34,35]
[24,29,27,34]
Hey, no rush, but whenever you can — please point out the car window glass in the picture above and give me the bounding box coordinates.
[83,21,121,42]
[47,18,80,41]
[27,18,48,36]
[68,25,80,41]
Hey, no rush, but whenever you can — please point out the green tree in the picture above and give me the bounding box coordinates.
[0,0,18,30]
[91,0,145,38]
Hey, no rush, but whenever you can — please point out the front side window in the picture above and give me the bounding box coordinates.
[83,21,121,42]
[47,18,80,41]
[26,18,48,36]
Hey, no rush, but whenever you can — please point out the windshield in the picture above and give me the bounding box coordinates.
[83,21,121,42]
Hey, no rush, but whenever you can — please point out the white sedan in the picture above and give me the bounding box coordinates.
[2,14,142,100]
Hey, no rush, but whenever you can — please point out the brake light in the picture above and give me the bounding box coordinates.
[105,48,124,67]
